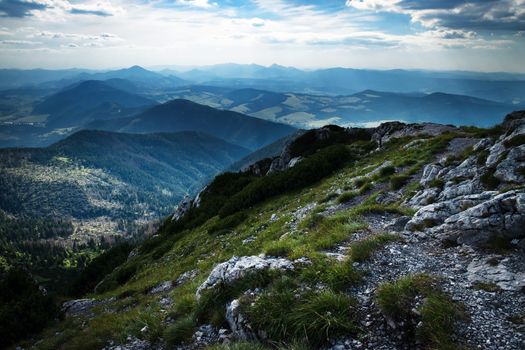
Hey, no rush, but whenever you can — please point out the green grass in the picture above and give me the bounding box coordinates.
[390,175,411,190]
[503,134,525,148]
[376,274,468,350]
[472,282,500,292]
[242,277,357,347]
[349,234,399,262]
[163,316,196,346]
[336,191,358,204]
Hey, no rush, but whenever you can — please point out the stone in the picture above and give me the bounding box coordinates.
[406,191,496,231]
[433,190,525,247]
[150,281,173,294]
[62,298,102,317]
[494,145,525,183]
[225,299,257,341]
[467,257,525,291]
[196,256,294,299]
[420,164,442,186]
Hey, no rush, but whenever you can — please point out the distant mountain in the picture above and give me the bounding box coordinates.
[87,99,297,150]
[0,68,94,90]
[158,87,521,128]
[173,64,525,103]
[33,80,157,128]
[0,129,249,227]
[74,65,188,90]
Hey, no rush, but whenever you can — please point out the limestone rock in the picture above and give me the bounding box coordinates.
[494,145,525,183]
[405,192,496,231]
[196,256,294,299]
[433,190,525,246]
[467,257,525,291]
[225,299,257,341]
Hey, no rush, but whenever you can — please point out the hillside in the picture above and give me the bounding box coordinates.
[0,130,249,291]
[33,80,157,128]
[88,99,297,150]
[162,87,520,128]
[12,111,525,350]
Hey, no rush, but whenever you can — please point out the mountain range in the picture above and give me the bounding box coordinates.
[86,98,297,150]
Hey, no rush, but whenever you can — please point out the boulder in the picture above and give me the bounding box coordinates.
[437,179,484,201]
[433,190,525,247]
[62,298,103,317]
[196,256,294,299]
[405,191,496,231]
[225,299,257,341]
[149,281,173,294]
[467,257,525,291]
[420,164,442,186]
[494,145,525,183]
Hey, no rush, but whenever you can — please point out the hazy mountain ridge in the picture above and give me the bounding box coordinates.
[87,98,297,150]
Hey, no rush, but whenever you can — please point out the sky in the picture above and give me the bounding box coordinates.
[0,0,524,72]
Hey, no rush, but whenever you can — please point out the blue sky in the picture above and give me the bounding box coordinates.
[0,0,524,71]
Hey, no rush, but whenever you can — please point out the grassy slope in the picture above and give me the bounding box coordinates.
[24,127,491,350]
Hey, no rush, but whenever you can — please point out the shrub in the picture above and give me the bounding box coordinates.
[69,242,134,297]
[0,269,60,348]
[390,175,410,190]
[164,316,196,346]
[427,178,445,189]
[207,211,248,235]
[219,145,352,217]
[319,192,338,203]
[378,165,396,178]
[264,240,296,257]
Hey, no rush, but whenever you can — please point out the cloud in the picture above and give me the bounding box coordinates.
[1,39,40,44]
[0,0,48,17]
[70,8,112,17]
[346,0,525,31]
[175,0,216,9]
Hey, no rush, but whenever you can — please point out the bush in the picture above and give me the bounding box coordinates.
[219,145,352,217]
[0,269,60,348]
[69,243,134,297]
[378,165,396,178]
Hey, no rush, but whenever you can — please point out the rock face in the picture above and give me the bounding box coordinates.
[405,111,525,248]
[196,255,294,299]
[225,299,257,341]
[467,257,525,291]
[149,281,173,294]
[62,298,104,317]
[433,190,525,247]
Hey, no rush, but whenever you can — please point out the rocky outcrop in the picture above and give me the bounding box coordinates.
[432,190,525,247]
[406,192,496,231]
[196,255,294,299]
[467,257,525,291]
[372,122,456,147]
[225,299,257,341]
[62,298,107,317]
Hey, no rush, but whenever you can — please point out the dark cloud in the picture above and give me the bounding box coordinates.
[70,8,113,17]
[0,0,48,18]
[400,0,525,31]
